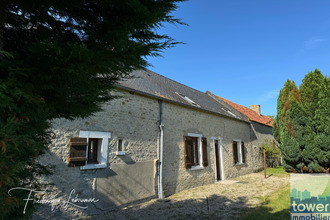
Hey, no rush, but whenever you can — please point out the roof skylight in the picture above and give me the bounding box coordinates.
[221,108,238,118]
[226,110,237,117]
[176,92,199,106]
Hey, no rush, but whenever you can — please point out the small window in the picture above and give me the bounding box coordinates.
[118,139,123,151]
[68,131,111,170]
[232,140,246,165]
[184,134,208,169]
[116,138,126,156]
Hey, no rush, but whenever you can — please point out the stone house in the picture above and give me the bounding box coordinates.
[39,69,274,214]
[206,91,274,167]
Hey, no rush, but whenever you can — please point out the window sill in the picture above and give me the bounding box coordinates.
[190,166,204,171]
[116,151,126,156]
[80,163,107,170]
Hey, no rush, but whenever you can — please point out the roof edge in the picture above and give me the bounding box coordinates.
[207,91,273,127]
[206,91,249,121]
[115,85,250,125]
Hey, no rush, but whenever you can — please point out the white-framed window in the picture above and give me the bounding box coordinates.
[115,138,126,156]
[232,139,246,165]
[68,130,111,170]
[184,133,208,170]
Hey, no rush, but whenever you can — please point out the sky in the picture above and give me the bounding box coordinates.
[146,0,330,116]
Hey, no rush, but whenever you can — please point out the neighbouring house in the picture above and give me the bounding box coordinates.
[36,69,274,217]
[206,92,274,162]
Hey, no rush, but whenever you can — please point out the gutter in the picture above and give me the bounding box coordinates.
[158,100,164,199]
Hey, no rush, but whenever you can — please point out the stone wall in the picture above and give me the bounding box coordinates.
[250,121,275,170]
[34,89,160,218]
[34,88,269,218]
[161,101,262,195]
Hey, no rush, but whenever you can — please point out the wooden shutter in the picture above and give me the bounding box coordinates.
[232,141,238,164]
[202,137,208,167]
[241,142,246,163]
[68,137,87,166]
[184,136,193,169]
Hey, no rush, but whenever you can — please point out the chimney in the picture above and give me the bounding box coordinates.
[249,105,261,115]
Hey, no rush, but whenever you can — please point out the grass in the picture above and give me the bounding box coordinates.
[260,166,289,178]
[242,185,290,220]
[242,167,291,220]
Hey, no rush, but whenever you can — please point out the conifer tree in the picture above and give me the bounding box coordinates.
[300,70,330,172]
[274,70,330,173]
[0,1,185,218]
[274,80,305,171]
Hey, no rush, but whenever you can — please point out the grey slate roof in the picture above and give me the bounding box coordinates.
[117,69,247,122]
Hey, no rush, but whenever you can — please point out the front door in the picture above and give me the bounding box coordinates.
[214,140,221,181]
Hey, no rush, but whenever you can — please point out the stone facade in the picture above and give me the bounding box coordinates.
[249,121,275,170]
[34,89,160,218]
[161,101,261,195]
[34,86,272,218]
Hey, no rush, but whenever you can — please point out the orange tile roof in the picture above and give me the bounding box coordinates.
[216,96,273,127]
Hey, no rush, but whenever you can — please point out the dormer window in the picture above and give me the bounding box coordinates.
[176,92,199,106]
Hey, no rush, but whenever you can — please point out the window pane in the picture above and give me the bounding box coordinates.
[88,138,98,163]
[233,141,238,164]
[192,137,199,165]
[89,140,95,159]
[118,139,123,151]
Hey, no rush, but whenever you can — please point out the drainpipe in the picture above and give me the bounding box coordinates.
[158,100,164,199]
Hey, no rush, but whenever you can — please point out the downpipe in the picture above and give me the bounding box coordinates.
[158,100,164,199]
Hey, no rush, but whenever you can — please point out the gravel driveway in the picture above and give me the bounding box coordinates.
[91,172,288,220]
[32,172,288,220]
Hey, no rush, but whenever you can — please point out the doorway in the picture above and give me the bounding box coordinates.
[214,140,221,181]
[213,138,224,181]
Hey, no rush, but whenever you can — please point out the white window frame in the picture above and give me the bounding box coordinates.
[79,130,111,170]
[187,133,204,170]
[212,137,225,181]
[115,138,126,156]
[233,139,243,165]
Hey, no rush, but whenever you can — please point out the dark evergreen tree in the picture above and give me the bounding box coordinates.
[274,70,330,173]
[0,1,185,218]
[300,70,330,172]
[274,80,306,171]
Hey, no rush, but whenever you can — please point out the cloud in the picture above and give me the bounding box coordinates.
[256,89,280,104]
[296,37,327,56]
[304,37,327,49]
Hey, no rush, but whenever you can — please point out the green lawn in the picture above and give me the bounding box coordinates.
[242,167,291,220]
[263,166,288,177]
